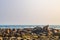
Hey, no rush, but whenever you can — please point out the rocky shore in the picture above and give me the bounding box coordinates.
[0,25,60,40]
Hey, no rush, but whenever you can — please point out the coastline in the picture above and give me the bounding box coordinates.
[0,25,59,40]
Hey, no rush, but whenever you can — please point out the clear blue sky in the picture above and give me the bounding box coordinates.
[0,0,60,25]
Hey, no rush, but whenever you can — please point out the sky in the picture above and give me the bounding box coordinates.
[0,0,60,25]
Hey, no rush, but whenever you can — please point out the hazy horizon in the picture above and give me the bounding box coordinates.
[0,0,60,25]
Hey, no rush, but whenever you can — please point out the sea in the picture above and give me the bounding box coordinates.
[0,25,60,29]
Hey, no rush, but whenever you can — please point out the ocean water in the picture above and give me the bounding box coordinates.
[0,25,60,29]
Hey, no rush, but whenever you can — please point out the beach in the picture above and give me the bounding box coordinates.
[0,25,59,40]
